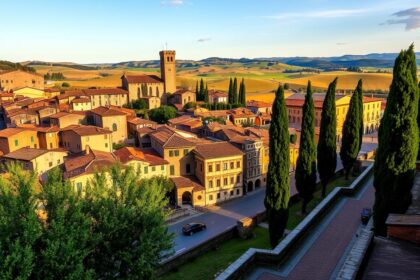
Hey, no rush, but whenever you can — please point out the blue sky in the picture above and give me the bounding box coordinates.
[1,0,420,63]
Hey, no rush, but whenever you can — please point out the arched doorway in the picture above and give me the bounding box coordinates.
[255,179,261,189]
[182,191,192,205]
[247,181,254,192]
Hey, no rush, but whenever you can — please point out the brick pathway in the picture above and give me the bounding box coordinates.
[258,182,374,280]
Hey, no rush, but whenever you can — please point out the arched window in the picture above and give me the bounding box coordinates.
[112,123,117,131]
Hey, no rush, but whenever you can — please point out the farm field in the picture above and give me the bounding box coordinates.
[33,63,394,104]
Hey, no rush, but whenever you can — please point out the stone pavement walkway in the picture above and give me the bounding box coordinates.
[255,178,374,280]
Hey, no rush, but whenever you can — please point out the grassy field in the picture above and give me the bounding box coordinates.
[160,172,359,280]
[34,63,394,103]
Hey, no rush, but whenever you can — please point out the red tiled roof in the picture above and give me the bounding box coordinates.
[150,126,196,148]
[124,75,163,84]
[83,88,128,96]
[0,128,28,137]
[72,97,90,104]
[63,149,117,179]
[128,117,157,126]
[114,147,168,166]
[193,141,244,159]
[363,96,383,103]
[3,147,66,161]
[61,125,111,136]
[247,100,272,108]
[90,106,126,117]
[170,176,205,191]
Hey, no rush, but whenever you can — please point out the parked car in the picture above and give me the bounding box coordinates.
[182,223,206,236]
[361,208,372,224]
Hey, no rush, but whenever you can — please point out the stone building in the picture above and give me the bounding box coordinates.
[0,70,44,92]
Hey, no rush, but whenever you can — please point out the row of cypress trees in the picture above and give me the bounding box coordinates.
[228,77,246,105]
[196,78,209,103]
[267,75,367,244]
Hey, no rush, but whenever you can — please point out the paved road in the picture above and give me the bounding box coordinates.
[254,175,374,280]
[168,160,343,256]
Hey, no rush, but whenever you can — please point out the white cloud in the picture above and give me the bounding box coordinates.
[384,7,420,31]
[197,37,211,43]
[264,8,369,20]
[161,0,184,6]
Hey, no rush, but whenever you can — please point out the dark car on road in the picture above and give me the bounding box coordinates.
[182,223,206,236]
[361,208,372,224]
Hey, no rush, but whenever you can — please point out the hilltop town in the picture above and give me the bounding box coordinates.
[0,50,382,208]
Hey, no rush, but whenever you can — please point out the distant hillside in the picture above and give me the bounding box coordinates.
[0,60,36,73]
[18,52,420,72]
[26,61,98,71]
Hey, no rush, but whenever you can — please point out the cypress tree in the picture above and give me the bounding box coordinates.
[264,86,290,247]
[199,78,205,101]
[195,80,199,100]
[241,78,246,105]
[233,77,238,104]
[228,78,233,104]
[373,45,419,236]
[317,78,338,197]
[358,80,364,152]
[340,80,362,179]
[204,83,209,103]
[417,81,420,159]
[295,81,317,214]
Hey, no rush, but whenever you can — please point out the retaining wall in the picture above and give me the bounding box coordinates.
[216,164,374,280]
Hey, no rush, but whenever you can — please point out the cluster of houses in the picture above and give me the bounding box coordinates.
[0,50,383,208]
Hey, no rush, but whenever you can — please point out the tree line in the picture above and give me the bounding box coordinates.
[265,44,419,247]
[44,72,66,80]
[0,164,174,279]
[195,77,247,106]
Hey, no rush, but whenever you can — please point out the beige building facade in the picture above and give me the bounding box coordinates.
[0,70,44,92]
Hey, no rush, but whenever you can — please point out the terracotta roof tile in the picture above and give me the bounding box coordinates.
[90,106,126,117]
[63,149,116,179]
[61,125,111,136]
[124,75,163,84]
[247,100,272,108]
[170,176,205,191]
[193,142,244,159]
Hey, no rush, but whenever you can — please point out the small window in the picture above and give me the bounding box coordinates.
[169,150,174,157]
[161,165,165,171]
[230,177,234,184]
[217,179,221,187]
[236,161,240,168]
[230,190,234,196]
[208,164,213,172]
[236,189,240,195]
[49,162,53,167]
[183,149,188,155]
[197,195,202,200]
[209,194,213,201]
[144,166,149,174]
[217,193,221,199]
[112,123,117,132]
[174,150,179,157]
[105,143,108,148]
[223,178,228,185]
[30,136,34,143]
[14,139,19,147]
[186,163,191,174]
[170,165,175,175]
[223,163,228,170]
[230,162,234,169]
[209,180,213,188]
[152,166,156,172]
[216,164,220,171]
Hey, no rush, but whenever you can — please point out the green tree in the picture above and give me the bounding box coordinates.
[358,80,364,153]
[61,82,70,87]
[198,78,205,101]
[228,78,233,104]
[195,80,199,100]
[264,86,290,247]
[238,78,246,105]
[340,80,362,179]
[83,165,173,279]
[204,83,209,103]
[284,83,290,90]
[295,81,317,214]
[373,45,419,236]
[317,78,337,197]
[0,164,42,280]
[233,77,238,104]
[149,105,177,124]
[36,168,94,279]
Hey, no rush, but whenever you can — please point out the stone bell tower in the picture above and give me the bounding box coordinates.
[159,50,176,94]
